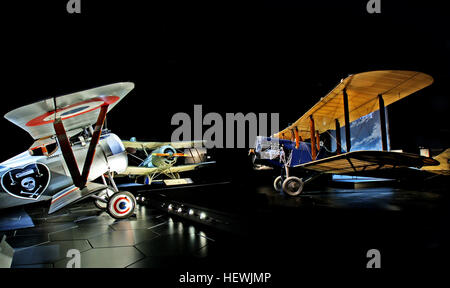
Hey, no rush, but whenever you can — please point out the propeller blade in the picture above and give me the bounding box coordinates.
[152,153,171,157]
[152,153,188,157]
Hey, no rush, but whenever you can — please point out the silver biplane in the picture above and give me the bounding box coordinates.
[0,82,137,219]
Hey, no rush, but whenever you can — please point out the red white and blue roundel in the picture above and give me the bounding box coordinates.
[114,197,131,214]
[110,194,134,217]
[4,82,134,140]
[26,96,119,127]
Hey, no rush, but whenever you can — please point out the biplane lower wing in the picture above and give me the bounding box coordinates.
[120,166,158,176]
[122,140,205,150]
[295,151,439,174]
[120,161,216,176]
[167,161,215,173]
[421,148,450,175]
[48,182,108,214]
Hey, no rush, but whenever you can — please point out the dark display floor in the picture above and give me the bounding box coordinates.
[2,178,449,270]
[4,202,214,268]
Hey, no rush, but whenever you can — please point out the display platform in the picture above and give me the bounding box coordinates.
[2,201,216,268]
[132,178,450,270]
[1,178,449,270]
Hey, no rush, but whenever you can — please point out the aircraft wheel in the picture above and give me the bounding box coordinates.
[107,191,136,219]
[282,176,304,196]
[273,176,283,192]
[94,188,115,210]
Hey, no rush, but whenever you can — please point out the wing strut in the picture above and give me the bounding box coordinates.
[335,119,342,154]
[343,88,351,152]
[81,105,108,184]
[378,94,388,151]
[309,115,316,160]
[294,127,300,149]
[54,104,109,189]
[315,130,320,152]
[54,118,83,188]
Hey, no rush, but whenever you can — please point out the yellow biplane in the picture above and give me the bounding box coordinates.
[118,139,215,185]
[251,70,442,195]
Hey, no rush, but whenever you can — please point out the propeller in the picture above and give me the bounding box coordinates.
[152,153,188,157]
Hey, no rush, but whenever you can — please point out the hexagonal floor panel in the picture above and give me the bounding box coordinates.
[4,201,215,268]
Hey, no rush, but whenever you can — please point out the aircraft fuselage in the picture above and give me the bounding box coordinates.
[0,133,127,210]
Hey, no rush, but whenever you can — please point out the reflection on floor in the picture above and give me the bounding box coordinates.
[146,181,450,270]
[3,180,449,269]
[6,203,212,268]
[256,185,445,210]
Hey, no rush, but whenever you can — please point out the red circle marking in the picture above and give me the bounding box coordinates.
[113,197,131,214]
[26,96,120,127]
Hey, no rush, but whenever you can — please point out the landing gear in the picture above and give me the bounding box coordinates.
[144,175,152,185]
[107,191,136,219]
[282,176,304,196]
[96,172,136,219]
[142,171,181,185]
[94,188,115,210]
[275,146,304,196]
[273,176,283,192]
[274,175,304,196]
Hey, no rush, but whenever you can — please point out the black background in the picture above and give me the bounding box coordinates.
[1,1,449,158]
[0,0,449,280]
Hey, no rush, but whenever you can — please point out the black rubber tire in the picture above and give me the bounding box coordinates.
[94,188,114,210]
[282,176,304,196]
[107,191,136,219]
[273,176,283,192]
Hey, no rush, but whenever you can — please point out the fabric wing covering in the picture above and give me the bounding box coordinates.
[274,70,433,141]
[4,82,134,140]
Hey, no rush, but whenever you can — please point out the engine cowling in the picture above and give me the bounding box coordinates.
[151,145,177,167]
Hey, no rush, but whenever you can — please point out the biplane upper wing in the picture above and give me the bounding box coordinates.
[273,71,433,140]
[122,140,205,150]
[4,82,135,140]
[295,150,439,174]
